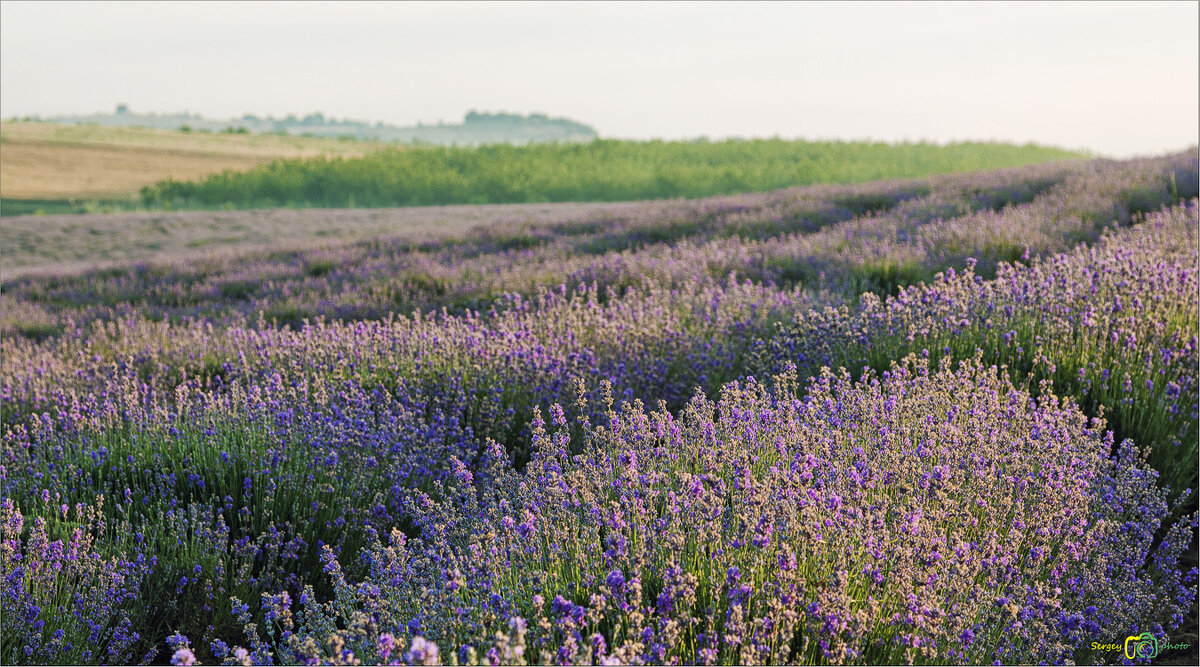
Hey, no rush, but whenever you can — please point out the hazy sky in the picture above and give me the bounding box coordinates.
[1,1,1196,157]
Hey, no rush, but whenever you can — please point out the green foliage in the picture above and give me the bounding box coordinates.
[140,139,1087,210]
[849,260,929,298]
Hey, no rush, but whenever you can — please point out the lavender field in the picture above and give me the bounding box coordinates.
[1,151,1198,665]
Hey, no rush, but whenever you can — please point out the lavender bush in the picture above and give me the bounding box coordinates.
[760,201,1199,491]
[228,356,1195,665]
[1,497,149,665]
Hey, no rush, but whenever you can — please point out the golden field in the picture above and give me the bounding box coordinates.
[0,121,381,200]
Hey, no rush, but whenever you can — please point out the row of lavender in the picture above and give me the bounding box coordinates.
[2,154,1194,481]
[1,154,1197,664]
[2,154,1191,430]
[3,153,1192,337]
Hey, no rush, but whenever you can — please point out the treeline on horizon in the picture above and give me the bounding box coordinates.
[139,138,1088,209]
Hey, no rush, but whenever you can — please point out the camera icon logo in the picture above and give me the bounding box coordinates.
[1125,632,1158,660]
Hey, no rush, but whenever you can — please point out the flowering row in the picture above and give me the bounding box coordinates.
[5,153,1191,338]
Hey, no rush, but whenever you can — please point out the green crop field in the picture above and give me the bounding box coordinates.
[140,138,1089,210]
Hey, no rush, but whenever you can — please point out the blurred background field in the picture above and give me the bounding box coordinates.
[2,120,1088,214]
[136,137,1088,210]
[1,121,1090,275]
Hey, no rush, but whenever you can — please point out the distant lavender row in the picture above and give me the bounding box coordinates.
[0,162,1046,330]
[4,153,1191,337]
[2,154,1193,439]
